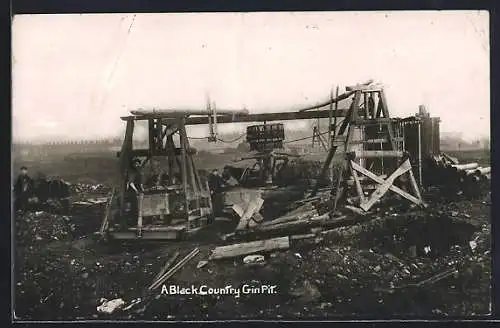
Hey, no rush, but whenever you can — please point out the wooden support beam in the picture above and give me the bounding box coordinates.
[119,120,134,217]
[137,193,144,237]
[122,109,348,124]
[116,148,196,158]
[178,118,189,223]
[348,137,403,145]
[349,165,365,203]
[354,118,394,125]
[350,160,423,207]
[359,159,412,211]
[352,150,403,158]
[236,197,265,230]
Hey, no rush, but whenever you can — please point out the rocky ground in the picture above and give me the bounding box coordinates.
[13,183,491,321]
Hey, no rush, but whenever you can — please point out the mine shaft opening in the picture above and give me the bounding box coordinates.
[357,216,479,259]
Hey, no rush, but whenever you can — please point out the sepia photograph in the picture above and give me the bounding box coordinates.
[12,11,491,321]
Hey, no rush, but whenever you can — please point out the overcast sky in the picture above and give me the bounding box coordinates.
[12,11,489,142]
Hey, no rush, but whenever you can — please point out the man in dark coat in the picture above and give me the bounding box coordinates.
[14,166,34,211]
[208,169,225,217]
[125,158,144,220]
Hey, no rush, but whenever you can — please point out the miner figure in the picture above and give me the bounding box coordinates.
[208,168,225,218]
[14,166,34,212]
[126,158,144,222]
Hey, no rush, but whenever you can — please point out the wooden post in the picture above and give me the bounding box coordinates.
[349,163,365,203]
[418,120,423,186]
[137,193,144,237]
[178,117,189,225]
[119,119,134,217]
[328,88,333,149]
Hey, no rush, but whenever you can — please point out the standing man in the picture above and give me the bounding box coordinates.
[14,166,34,212]
[208,169,225,217]
[126,158,144,222]
[127,158,144,194]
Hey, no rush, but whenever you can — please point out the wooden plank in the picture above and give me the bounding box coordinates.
[349,163,365,203]
[99,188,115,234]
[255,213,341,233]
[359,159,412,211]
[137,193,144,235]
[348,137,403,144]
[123,109,348,124]
[248,213,264,228]
[151,252,180,285]
[178,118,190,226]
[209,237,290,260]
[232,203,245,218]
[150,248,200,290]
[346,174,388,184]
[236,197,265,230]
[117,148,196,158]
[260,209,318,227]
[407,167,424,202]
[352,150,403,158]
[354,118,393,125]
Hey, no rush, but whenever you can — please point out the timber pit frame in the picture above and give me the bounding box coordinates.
[100,81,436,239]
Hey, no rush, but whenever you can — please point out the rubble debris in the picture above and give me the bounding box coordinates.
[123,298,142,311]
[243,255,266,267]
[289,280,322,302]
[97,298,125,314]
[196,260,208,269]
[209,237,290,260]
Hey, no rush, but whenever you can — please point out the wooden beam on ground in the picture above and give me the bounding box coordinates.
[149,248,200,290]
[209,236,290,260]
[260,209,318,227]
[254,213,348,233]
[151,252,180,285]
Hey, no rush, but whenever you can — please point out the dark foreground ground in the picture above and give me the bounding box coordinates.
[13,149,491,321]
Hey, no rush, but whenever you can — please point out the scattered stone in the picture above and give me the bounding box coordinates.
[97,298,125,314]
[197,260,208,269]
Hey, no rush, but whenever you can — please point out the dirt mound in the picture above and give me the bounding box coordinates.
[15,211,75,246]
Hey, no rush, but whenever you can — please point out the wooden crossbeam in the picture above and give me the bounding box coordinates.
[352,150,403,158]
[122,109,348,124]
[350,160,423,209]
[358,159,412,211]
[117,148,197,158]
[348,137,404,145]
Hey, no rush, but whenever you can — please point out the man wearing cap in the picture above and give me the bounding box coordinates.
[14,166,34,212]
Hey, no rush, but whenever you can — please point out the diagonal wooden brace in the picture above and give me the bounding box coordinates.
[350,159,424,211]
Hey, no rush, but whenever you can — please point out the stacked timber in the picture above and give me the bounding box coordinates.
[426,155,490,197]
